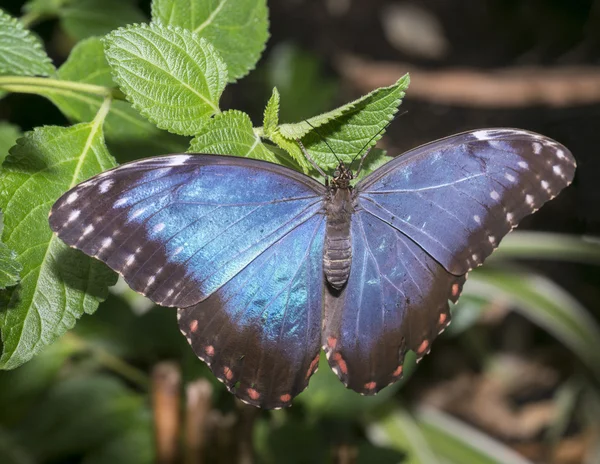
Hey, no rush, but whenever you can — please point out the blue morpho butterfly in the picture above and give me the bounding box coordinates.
[49,128,575,409]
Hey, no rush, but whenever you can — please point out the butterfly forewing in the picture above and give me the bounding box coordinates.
[357,129,576,275]
[50,155,326,309]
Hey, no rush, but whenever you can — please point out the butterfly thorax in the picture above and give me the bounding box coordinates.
[324,163,354,289]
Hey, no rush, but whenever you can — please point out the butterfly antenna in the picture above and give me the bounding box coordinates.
[305,120,343,166]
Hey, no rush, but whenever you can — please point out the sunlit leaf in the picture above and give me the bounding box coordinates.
[0,9,54,76]
[104,23,227,136]
[151,0,268,81]
[0,121,117,369]
[189,110,278,163]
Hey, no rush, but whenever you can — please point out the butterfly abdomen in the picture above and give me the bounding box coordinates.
[324,188,354,289]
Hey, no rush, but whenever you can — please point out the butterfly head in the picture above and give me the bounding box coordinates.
[331,162,353,190]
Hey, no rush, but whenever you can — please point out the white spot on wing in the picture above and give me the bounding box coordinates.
[147,276,155,286]
[153,223,165,233]
[507,212,514,222]
[473,215,481,224]
[83,224,94,236]
[532,142,542,154]
[472,130,491,141]
[68,210,80,222]
[505,173,516,182]
[99,179,114,193]
[489,235,496,245]
[126,254,135,266]
[101,237,112,249]
[173,246,184,256]
[166,155,192,166]
[541,180,550,190]
[490,190,500,200]
[115,197,129,207]
[526,194,534,205]
[556,149,566,159]
[553,165,563,176]
[132,208,146,219]
[66,192,78,204]
[518,161,528,169]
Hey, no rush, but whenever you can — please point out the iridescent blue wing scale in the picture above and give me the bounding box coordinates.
[179,214,325,408]
[323,210,465,394]
[50,155,325,308]
[324,128,575,393]
[357,129,576,275]
[50,154,327,407]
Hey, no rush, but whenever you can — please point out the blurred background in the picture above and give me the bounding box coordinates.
[0,0,600,463]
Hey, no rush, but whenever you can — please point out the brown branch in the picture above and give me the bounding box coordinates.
[337,54,600,108]
[184,379,213,464]
[152,362,182,464]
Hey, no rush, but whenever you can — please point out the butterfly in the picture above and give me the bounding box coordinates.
[49,128,575,409]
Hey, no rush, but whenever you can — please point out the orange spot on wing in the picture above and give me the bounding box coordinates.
[223,367,233,381]
[364,381,376,390]
[306,354,320,379]
[189,320,199,333]
[438,313,447,325]
[280,393,292,403]
[247,388,260,401]
[417,340,429,354]
[332,352,348,375]
[205,345,214,357]
[393,365,403,377]
[451,283,460,297]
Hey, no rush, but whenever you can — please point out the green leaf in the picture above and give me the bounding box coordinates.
[60,0,146,41]
[261,43,338,122]
[44,37,187,157]
[0,120,118,369]
[0,9,54,76]
[278,74,409,140]
[268,131,311,173]
[189,110,278,163]
[15,375,152,462]
[274,75,409,169]
[0,122,22,165]
[367,407,440,464]
[0,213,22,289]
[263,87,280,137]
[104,23,227,136]
[466,266,600,383]
[22,0,71,17]
[151,0,269,81]
[416,406,533,463]
[490,231,600,265]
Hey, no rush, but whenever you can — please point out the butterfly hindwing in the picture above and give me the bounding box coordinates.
[179,214,325,408]
[50,155,326,308]
[357,129,576,275]
[323,210,465,394]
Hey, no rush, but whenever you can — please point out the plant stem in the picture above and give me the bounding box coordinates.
[0,76,126,101]
[64,332,150,389]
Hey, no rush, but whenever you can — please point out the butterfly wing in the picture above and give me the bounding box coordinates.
[50,154,326,308]
[357,129,576,275]
[323,210,464,394]
[50,154,328,408]
[179,213,325,408]
[324,128,575,393]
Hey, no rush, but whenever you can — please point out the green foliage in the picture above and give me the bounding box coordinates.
[60,0,146,40]
[0,121,117,369]
[44,37,187,157]
[0,213,22,289]
[0,9,54,76]
[152,0,269,81]
[189,110,278,162]
[104,23,228,136]
[0,122,22,166]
